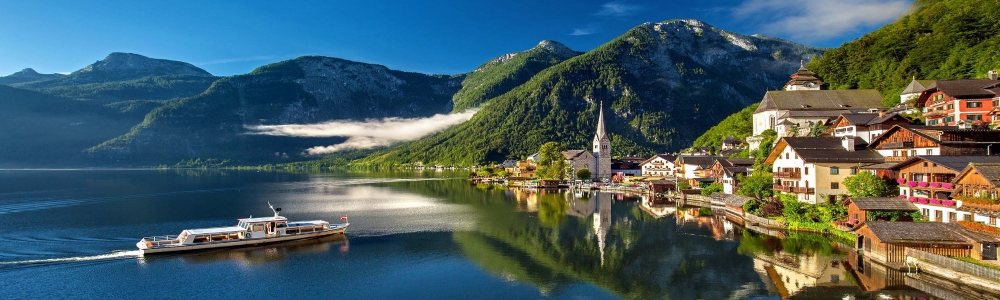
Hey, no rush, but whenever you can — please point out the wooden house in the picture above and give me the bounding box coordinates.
[888,156,1000,223]
[854,221,974,264]
[708,158,753,194]
[867,124,1000,162]
[675,155,722,179]
[953,162,1000,226]
[830,112,910,143]
[843,197,917,223]
[647,180,675,194]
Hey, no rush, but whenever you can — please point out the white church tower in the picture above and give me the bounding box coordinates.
[592,102,612,180]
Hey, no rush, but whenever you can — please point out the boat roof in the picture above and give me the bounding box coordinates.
[287,220,328,226]
[238,216,288,223]
[184,226,247,235]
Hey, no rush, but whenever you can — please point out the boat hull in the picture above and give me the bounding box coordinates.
[138,226,347,255]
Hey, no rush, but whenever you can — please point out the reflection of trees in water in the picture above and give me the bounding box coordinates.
[384,179,770,299]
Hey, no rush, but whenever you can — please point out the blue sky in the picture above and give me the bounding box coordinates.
[0,0,913,77]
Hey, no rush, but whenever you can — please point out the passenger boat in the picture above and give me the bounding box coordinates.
[136,203,348,254]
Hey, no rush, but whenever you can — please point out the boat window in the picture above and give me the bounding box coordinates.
[252,224,264,232]
[193,235,210,243]
[286,227,299,234]
[276,222,287,228]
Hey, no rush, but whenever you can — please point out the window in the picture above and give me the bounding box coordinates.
[831,182,840,189]
[910,150,917,156]
[830,167,839,175]
[949,212,957,222]
[968,102,982,108]
[926,149,933,155]
[965,214,973,221]
[785,153,789,159]
[850,167,858,175]
[948,103,955,110]
[968,114,983,121]
[935,210,943,221]
[923,162,928,167]
[804,167,809,175]
[991,217,997,226]
[994,99,999,107]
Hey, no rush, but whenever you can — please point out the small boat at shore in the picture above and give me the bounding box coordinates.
[136,203,348,254]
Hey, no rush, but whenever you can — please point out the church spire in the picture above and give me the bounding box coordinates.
[595,101,607,140]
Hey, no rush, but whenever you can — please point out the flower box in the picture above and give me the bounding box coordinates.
[942,200,955,206]
[930,199,941,205]
[898,195,906,198]
[918,182,928,187]
[942,183,953,189]
[918,199,929,204]
[896,178,907,184]
[907,181,917,187]
[930,182,941,188]
[908,198,918,202]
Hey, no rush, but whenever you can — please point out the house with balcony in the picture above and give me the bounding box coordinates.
[917,78,1000,127]
[867,124,1000,163]
[830,112,910,143]
[764,137,884,204]
[707,158,753,194]
[640,154,677,177]
[953,162,1000,227]
[676,155,723,180]
[888,156,1000,223]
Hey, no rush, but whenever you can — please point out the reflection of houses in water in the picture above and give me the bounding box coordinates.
[754,251,853,298]
[638,195,676,218]
[565,191,597,218]
[509,188,538,212]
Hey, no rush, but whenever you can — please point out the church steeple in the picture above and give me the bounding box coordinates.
[592,102,611,180]
[595,101,607,141]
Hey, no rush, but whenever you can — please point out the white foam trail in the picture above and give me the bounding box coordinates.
[0,250,141,266]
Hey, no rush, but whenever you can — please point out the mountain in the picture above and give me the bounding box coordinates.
[0,68,65,86]
[0,85,139,167]
[690,103,758,152]
[87,56,464,165]
[16,53,218,103]
[355,20,823,166]
[808,0,1000,107]
[452,40,581,112]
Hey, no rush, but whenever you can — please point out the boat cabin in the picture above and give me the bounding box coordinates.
[237,216,289,239]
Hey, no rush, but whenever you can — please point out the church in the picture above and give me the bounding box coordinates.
[563,103,612,181]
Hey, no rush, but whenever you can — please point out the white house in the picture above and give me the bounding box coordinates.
[765,137,884,204]
[640,154,677,177]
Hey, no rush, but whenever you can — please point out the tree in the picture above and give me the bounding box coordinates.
[736,172,774,200]
[576,168,592,181]
[700,183,724,196]
[844,172,894,197]
[537,142,568,180]
[496,170,508,177]
[479,166,495,177]
[677,181,691,190]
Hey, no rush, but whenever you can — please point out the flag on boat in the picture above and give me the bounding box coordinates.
[341,215,348,220]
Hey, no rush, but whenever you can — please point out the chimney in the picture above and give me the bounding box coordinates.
[990,70,998,81]
[842,137,855,152]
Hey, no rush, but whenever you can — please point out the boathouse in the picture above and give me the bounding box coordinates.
[854,221,973,263]
[844,197,917,223]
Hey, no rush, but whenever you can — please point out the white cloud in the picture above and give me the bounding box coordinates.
[733,0,911,42]
[246,109,479,155]
[570,24,599,36]
[595,1,642,17]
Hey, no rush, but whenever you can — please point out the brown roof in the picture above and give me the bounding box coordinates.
[778,137,884,163]
[968,162,1000,186]
[562,150,589,159]
[888,155,1000,172]
[932,79,1000,98]
[848,197,918,211]
[864,221,971,244]
[755,90,884,113]
[677,155,723,167]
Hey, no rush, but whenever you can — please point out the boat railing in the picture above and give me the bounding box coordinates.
[142,235,183,246]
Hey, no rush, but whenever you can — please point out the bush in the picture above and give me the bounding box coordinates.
[700,183,724,196]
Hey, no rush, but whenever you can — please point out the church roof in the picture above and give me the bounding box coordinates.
[786,65,824,87]
[754,90,885,114]
[562,150,589,160]
[593,102,609,142]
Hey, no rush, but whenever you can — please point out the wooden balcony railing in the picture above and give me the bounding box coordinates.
[881,142,915,149]
[772,185,793,193]
[774,172,802,179]
[791,187,815,194]
[884,156,909,162]
[959,201,1000,213]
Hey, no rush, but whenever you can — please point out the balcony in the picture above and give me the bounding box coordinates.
[881,141,915,149]
[791,187,815,194]
[885,156,909,162]
[774,172,802,179]
[959,201,1000,213]
[773,185,792,193]
[923,110,947,118]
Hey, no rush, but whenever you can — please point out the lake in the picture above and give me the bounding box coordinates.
[0,170,944,299]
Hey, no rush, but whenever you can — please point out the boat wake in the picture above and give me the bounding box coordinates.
[0,250,141,267]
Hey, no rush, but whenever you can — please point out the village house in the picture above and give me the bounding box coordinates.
[675,155,722,180]
[952,162,1000,227]
[888,156,1000,223]
[830,112,910,143]
[707,158,753,194]
[854,221,999,263]
[610,159,642,177]
[899,77,938,104]
[640,154,677,177]
[866,124,1000,163]
[510,160,536,179]
[765,137,884,204]
[843,197,918,224]
[748,65,885,149]
[917,75,1000,127]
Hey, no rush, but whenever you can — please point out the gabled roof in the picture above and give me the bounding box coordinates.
[955,162,1000,188]
[786,65,824,86]
[888,155,1000,172]
[641,154,676,165]
[901,78,936,95]
[677,155,723,167]
[754,90,884,113]
[765,137,884,164]
[562,150,589,160]
[864,221,973,244]
[930,79,1000,99]
[868,124,1000,148]
[846,197,918,211]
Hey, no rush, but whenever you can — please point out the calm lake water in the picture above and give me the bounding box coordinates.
[0,170,945,299]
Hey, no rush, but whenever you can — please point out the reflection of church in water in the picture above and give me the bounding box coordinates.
[565,191,612,265]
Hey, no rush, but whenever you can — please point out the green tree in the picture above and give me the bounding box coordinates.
[677,181,691,190]
[736,172,774,200]
[496,170,508,177]
[843,172,894,197]
[537,142,568,180]
[576,168,592,181]
[479,166,496,177]
[700,183,724,196]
